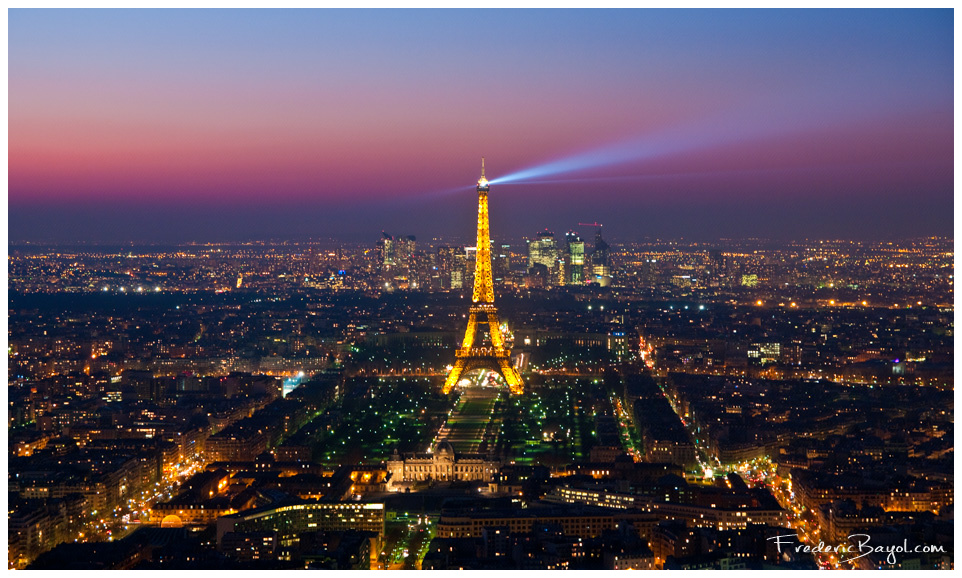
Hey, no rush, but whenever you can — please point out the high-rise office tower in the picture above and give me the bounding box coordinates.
[565,231,585,285]
[378,232,395,269]
[591,226,611,286]
[436,245,467,290]
[528,229,558,271]
[493,243,511,283]
[394,235,416,269]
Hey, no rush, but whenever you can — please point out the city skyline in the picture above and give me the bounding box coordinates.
[9,8,954,243]
[9,232,954,569]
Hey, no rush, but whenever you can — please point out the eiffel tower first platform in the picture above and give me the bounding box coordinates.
[442,160,524,395]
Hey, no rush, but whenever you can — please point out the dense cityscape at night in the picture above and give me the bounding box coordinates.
[9,228,954,569]
[8,7,954,572]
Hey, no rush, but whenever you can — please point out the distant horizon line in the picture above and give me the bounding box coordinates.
[8,235,952,247]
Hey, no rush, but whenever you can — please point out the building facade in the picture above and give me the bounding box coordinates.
[385,441,499,483]
[528,230,557,271]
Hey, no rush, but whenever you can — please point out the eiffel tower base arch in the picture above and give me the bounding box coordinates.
[444,354,524,395]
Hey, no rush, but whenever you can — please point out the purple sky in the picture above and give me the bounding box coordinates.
[8,9,954,243]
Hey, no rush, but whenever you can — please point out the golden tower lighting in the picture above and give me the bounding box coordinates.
[443,159,525,395]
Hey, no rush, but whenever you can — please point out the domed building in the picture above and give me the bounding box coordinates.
[386,441,500,483]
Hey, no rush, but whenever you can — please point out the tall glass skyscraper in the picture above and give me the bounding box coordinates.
[565,231,585,285]
[528,229,557,271]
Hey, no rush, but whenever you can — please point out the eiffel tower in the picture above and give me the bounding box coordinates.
[443,159,524,395]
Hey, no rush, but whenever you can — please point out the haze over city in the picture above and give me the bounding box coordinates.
[9,9,953,243]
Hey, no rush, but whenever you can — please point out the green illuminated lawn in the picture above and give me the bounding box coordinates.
[312,377,453,465]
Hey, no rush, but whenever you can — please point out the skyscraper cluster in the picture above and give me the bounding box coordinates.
[524,227,608,288]
[372,226,611,292]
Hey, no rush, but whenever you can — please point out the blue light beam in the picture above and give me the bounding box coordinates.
[487,110,778,187]
[486,83,945,188]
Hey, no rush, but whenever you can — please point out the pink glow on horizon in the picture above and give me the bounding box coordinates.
[10,87,715,204]
[9,9,952,234]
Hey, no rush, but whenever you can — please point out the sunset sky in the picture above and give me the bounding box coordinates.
[8,9,953,243]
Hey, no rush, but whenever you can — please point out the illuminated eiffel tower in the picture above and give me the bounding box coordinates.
[443,159,524,395]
